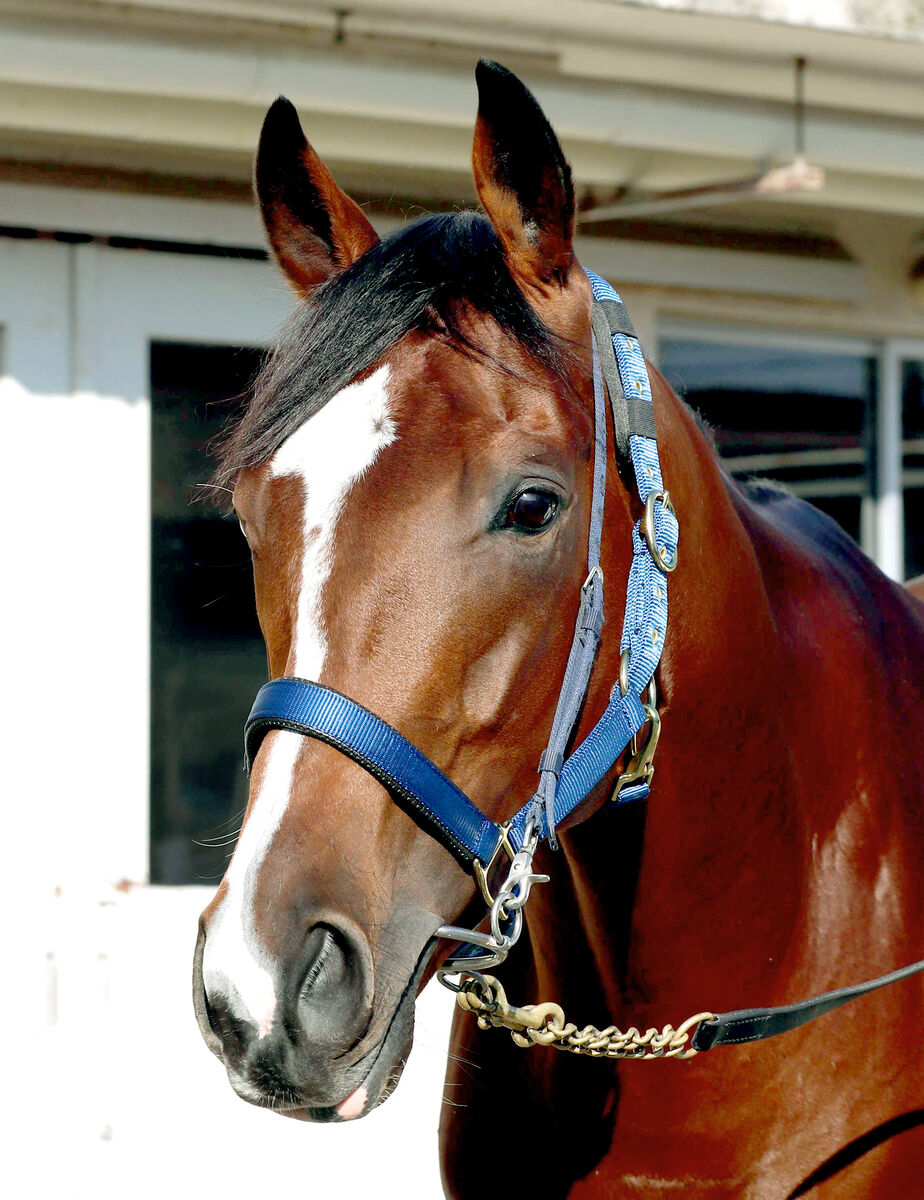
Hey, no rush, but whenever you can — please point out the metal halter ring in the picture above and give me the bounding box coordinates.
[641,490,678,573]
[618,650,657,707]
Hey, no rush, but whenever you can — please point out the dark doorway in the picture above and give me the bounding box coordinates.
[150,341,266,884]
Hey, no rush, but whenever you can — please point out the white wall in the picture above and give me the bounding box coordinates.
[0,234,456,1199]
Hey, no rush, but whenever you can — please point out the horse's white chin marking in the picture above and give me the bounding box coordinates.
[203,365,397,1031]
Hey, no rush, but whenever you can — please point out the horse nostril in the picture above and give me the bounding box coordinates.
[300,926,336,999]
[203,989,222,1040]
[292,923,370,1048]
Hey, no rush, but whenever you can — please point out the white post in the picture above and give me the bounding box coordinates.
[876,341,904,581]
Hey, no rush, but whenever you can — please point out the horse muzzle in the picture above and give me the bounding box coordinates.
[192,911,438,1120]
[192,916,377,1117]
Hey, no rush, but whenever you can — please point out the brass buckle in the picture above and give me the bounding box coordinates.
[641,490,677,573]
[472,821,517,907]
[617,652,658,709]
[611,703,661,802]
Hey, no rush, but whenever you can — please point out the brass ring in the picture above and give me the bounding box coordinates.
[619,653,659,708]
[618,650,630,696]
[642,490,678,573]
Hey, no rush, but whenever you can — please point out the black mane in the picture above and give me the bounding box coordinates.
[215,211,570,482]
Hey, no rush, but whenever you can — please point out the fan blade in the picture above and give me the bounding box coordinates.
[578,158,824,223]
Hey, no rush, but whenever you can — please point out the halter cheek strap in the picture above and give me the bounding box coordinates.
[243,269,677,887]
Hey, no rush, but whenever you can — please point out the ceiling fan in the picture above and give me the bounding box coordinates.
[577,57,824,224]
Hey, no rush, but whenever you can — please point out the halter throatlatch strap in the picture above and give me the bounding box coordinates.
[514,272,678,848]
[525,336,607,849]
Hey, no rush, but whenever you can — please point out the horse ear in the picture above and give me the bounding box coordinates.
[255,97,379,297]
[472,60,575,294]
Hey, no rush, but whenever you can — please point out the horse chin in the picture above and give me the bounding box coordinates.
[320,967,423,1123]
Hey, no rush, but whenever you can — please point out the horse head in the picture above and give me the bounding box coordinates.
[192,61,629,1121]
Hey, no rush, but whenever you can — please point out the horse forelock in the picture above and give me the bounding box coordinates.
[212,211,573,488]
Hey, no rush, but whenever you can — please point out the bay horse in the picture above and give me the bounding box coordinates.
[192,61,924,1197]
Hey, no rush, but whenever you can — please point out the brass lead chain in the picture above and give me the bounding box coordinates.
[456,975,714,1060]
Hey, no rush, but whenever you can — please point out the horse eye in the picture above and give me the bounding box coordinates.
[505,489,559,533]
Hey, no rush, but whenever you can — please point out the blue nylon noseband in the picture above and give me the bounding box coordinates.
[245,678,500,867]
[244,270,678,889]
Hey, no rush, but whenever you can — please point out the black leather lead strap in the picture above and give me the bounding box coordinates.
[692,957,924,1051]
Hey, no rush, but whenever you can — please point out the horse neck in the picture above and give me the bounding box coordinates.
[525,369,900,1033]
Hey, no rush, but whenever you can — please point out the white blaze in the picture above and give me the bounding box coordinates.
[203,365,397,1032]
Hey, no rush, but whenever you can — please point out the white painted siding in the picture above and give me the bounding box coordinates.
[1,237,456,1198]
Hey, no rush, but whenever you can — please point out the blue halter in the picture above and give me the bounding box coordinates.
[244,270,679,896]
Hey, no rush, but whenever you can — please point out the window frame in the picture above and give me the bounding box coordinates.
[70,243,293,885]
[884,337,924,581]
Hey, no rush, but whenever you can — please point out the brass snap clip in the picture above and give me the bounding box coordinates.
[611,703,661,802]
[472,821,517,908]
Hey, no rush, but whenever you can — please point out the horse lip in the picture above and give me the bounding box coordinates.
[330,917,441,1067]
[228,934,438,1122]
[326,935,438,1119]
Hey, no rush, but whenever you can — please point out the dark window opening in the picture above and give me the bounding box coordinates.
[660,338,876,546]
[150,341,267,885]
